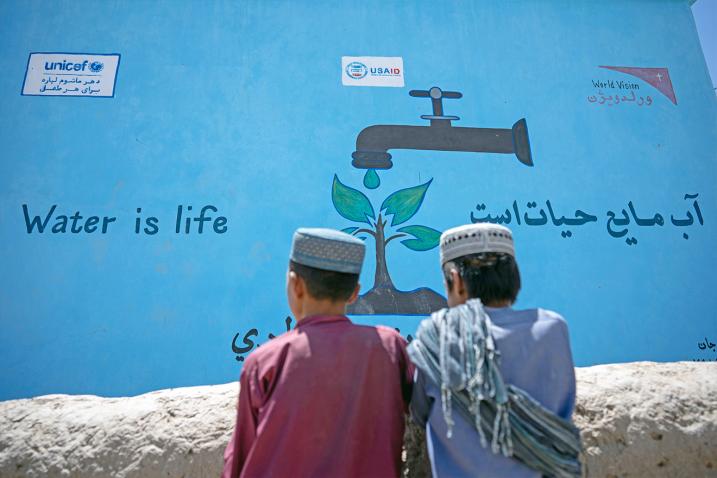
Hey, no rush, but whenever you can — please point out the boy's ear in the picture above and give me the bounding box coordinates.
[452,269,472,302]
[450,268,464,295]
[346,282,361,305]
[288,270,304,298]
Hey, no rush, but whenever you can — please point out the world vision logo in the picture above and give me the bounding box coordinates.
[599,66,677,105]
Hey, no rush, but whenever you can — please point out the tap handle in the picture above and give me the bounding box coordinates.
[409,89,431,97]
[409,87,463,100]
[409,86,462,120]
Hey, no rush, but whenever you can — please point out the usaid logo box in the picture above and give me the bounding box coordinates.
[21,52,121,97]
[342,56,404,87]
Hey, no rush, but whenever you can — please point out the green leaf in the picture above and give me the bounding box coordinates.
[341,227,359,234]
[332,175,375,225]
[397,225,441,251]
[380,179,432,226]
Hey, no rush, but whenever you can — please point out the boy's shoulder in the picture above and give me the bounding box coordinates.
[535,308,568,329]
[242,328,300,367]
[337,322,407,346]
[339,323,409,355]
[369,325,409,359]
[531,308,570,341]
[493,307,569,340]
[535,308,567,323]
[374,324,407,343]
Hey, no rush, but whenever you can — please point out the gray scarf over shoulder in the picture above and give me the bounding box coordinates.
[407,299,582,478]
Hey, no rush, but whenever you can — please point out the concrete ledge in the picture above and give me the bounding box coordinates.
[1,362,715,477]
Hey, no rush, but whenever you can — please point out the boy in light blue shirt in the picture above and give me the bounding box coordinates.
[409,223,579,477]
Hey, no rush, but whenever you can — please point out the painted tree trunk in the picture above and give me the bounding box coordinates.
[347,214,447,315]
[373,215,395,289]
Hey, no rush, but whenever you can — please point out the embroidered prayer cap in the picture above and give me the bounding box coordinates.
[290,228,366,274]
[440,223,515,264]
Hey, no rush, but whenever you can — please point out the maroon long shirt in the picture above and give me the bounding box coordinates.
[222,315,414,478]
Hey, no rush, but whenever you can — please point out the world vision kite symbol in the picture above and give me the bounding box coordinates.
[600,66,678,104]
[333,86,534,315]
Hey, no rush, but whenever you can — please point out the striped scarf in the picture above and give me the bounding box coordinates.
[407,299,582,478]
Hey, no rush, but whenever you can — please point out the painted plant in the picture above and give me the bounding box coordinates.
[332,174,447,315]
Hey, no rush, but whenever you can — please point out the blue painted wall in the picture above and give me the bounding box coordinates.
[1,0,715,400]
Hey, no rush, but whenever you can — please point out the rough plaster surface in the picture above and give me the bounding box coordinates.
[0,384,238,478]
[1,362,715,477]
[573,362,716,478]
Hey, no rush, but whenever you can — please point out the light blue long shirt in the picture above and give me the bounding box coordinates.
[410,306,576,478]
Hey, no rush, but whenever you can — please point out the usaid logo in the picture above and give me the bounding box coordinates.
[341,56,404,87]
[345,62,368,80]
[370,66,400,77]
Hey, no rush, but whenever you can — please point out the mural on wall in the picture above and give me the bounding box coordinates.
[5,0,715,401]
[335,86,535,315]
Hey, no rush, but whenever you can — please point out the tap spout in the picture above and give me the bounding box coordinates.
[351,118,532,169]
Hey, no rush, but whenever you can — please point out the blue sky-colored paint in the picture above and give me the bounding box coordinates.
[1,0,716,400]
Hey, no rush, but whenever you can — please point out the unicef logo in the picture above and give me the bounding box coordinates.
[345,61,368,80]
[89,61,104,73]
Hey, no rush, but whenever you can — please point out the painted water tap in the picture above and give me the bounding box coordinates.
[351,86,533,170]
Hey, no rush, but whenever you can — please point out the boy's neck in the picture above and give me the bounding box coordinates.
[296,299,347,323]
[483,300,511,308]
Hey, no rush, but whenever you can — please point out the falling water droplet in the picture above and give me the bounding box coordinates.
[363,169,380,189]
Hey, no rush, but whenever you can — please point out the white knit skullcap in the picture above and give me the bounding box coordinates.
[440,223,515,264]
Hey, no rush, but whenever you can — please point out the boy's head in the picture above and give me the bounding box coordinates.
[287,228,365,319]
[439,223,521,308]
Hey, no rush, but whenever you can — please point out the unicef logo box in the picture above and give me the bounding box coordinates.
[21,52,121,97]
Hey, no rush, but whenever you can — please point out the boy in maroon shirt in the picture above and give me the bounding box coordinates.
[222,228,413,478]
